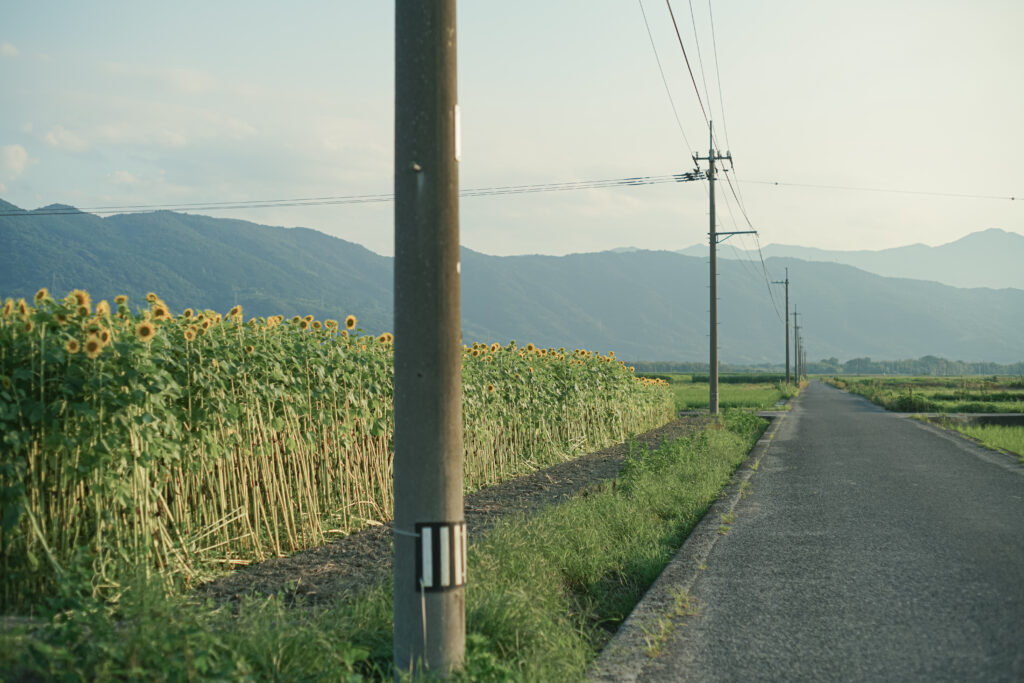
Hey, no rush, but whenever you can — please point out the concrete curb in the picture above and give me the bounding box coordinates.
[587,410,787,682]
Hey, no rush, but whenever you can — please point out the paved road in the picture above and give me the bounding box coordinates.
[638,381,1024,682]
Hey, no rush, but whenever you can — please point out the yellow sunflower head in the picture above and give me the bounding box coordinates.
[345,315,357,330]
[65,338,81,354]
[313,320,322,330]
[76,305,90,318]
[245,345,255,354]
[34,287,50,302]
[299,319,310,330]
[303,314,314,323]
[145,292,159,303]
[69,289,91,309]
[99,328,111,345]
[490,343,500,352]
[182,308,194,319]
[23,320,35,334]
[184,327,196,342]
[114,295,128,305]
[325,319,338,331]
[228,305,243,318]
[84,335,103,359]
[17,298,29,316]
[152,305,171,320]
[487,383,496,393]
[2,299,13,317]
[135,321,157,343]
[525,343,535,352]
[95,300,111,316]
[54,313,68,326]
[291,315,301,325]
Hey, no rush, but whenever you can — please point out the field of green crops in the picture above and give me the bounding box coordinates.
[827,376,1024,413]
[640,372,799,411]
[0,288,674,612]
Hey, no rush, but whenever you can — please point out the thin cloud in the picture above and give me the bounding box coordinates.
[44,125,89,152]
[1,144,30,177]
[0,42,18,57]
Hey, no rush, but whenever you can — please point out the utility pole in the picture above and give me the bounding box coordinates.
[792,308,801,380]
[694,121,751,415]
[772,268,790,384]
[394,1,465,676]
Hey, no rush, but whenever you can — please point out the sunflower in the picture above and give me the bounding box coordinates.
[17,298,29,316]
[525,343,535,352]
[245,345,255,354]
[345,315,357,330]
[114,295,128,305]
[471,348,480,357]
[340,329,349,340]
[95,300,111,316]
[152,305,171,320]
[312,320,323,330]
[76,305,90,318]
[69,289,91,309]
[182,308,195,319]
[23,320,35,333]
[145,292,159,303]
[135,321,157,343]
[84,335,103,359]
[2,299,13,317]
[303,314,314,323]
[377,333,390,344]
[34,287,49,302]
[490,343,500,352]
[487,383,496,393]
[291,316,301,325]
[183,327,196,342]
[325,319,339,331]
[65,338,81,354]
[228,305,243,318]
[99,328,112,345]
[299,319,310,330]
[54,313,68,326]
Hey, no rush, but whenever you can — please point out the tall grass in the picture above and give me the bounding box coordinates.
[0,289,674,612]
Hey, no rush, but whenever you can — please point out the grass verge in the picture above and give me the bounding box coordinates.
[0,411,767,681]
[948,424,1024,463]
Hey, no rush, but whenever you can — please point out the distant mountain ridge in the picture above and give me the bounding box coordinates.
[678,228,1024,290]
[2,200,1022,363]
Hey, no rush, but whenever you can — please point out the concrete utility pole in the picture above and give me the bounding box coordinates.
[694,122,751,415]
[792,308,800,379]
[393,1,465,676]
[772,268,790,383]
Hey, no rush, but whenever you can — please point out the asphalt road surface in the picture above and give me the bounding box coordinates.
[638,381,1024,682]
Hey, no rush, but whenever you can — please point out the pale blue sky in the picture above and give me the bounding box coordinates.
[2,1,1021,257]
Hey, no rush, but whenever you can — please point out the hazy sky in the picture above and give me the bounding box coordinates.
[2,1,1021,257]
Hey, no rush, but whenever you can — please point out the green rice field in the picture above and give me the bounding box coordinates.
[827,376,1024,413]
[951,424,1024,463]
[640,373,799,411]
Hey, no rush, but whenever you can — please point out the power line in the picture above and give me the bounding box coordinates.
[686,0,713,117]
[0,172,706,217]
[665,0,709,126]
[637,0,695,158]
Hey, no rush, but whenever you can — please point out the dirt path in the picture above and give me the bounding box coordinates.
[196,416,711,606]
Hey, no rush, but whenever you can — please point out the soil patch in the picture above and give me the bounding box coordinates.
[195,416,710,606]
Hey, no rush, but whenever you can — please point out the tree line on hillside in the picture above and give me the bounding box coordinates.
[632,356,1024,377]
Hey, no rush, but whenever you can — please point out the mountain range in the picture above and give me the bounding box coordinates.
[677,228,1024,290]
[2,199,1022,364]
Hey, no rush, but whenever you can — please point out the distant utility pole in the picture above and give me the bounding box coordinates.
[772,268,790,383]
[393,0,465,676]
[694,121,754,415]
[792,308,801,379]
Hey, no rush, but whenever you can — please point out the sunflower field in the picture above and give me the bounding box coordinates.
[0,288,673,612]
